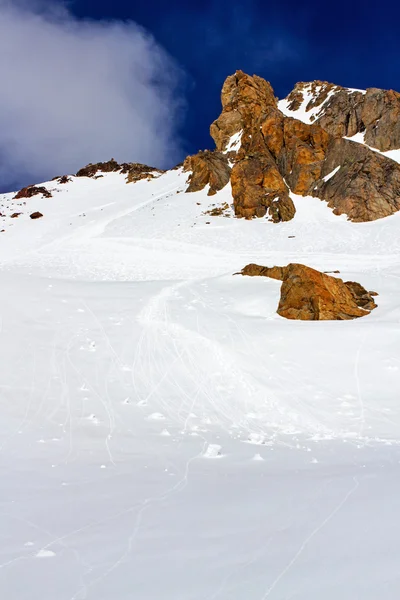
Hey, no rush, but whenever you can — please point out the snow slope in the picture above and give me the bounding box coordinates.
[1,171,400,599]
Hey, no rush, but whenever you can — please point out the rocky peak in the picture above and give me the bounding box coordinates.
[318,86,400,151]
[210,70,277,153]
[282,81,400,152]
[184,71,400,222]
[283,81,344,119]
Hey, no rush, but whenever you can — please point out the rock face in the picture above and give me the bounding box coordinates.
[313,138,400,221]
[317,87,400,152]
[210,71,296,220]
[284,81,343,116]
[185,71,400,222]
[76,159,163,183]
[283,81,400,152]
[239,263,377,320]
[14,185,52,200]
[183,151,231,196]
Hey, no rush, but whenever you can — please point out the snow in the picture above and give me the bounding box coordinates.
[322,165,341,182]
[1,171,400,598]
[278,84,338,124]
[380,148,400,163]
[279,84,366,125]
[345,132,366,144]
[223,130,243,153]
[345,132,400,164]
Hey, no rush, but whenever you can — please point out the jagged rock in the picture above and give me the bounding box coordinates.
[183,71,292,221]
[205,71,400,221]
[285,81,344,118]
[239,264,287,280]
[124,163,164,184]
[209,71,295,221]
[277,118,331,195]
[239,262,378,320]
[183,151,231,196]
[313,138,400,221]
[345,281,378,311]
[76,159,124,177]
[30,212,43,219]
[289,83,400,152]
[58,176,72,184]
[230,154,295,220]
[76,159,163,183]
[210,71,277,153]
[10,212,22,218]
[14,186,52,200]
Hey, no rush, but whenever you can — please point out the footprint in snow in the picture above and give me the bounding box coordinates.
[86,414,100,425]
[36,549,56,558]
[247,433,267,445]
[147,412,166,421]
[203,444,223,458]
[252,453,264,461]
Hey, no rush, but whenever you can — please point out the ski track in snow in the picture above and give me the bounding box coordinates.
[1,169,400,599]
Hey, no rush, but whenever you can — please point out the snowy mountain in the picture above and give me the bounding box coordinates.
[1,72,400,599]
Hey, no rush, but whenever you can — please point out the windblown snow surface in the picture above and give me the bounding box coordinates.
[1,169,400,599]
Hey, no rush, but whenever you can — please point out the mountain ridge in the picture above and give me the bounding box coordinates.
[4,70,400,226]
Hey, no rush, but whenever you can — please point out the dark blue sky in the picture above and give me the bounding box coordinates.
[69,0,400,159]
[2,0,400,193]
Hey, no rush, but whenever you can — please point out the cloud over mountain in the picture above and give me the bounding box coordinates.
[0,0,185,190]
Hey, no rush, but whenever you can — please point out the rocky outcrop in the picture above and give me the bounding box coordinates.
[183,151,231,196]
[239,263,286,280]
[239,262,377,320]
[211,71,295,220]
[14,185,52,200]
[57,176,72,184]
[185,71,400,222]
[210,72,277,152]
[76,159,163,183]
[312,138,400,221]
[285,82,400,152]
[30,211,43,219]
[285,81,343,116]
[316,87,400,152]
[345,281,378,311]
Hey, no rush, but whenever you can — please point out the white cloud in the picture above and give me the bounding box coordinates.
[0,1,185,190]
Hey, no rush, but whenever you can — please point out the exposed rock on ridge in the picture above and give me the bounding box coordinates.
[285,81,344,116]
[185,71,400,222]
[14,185,52,200]
[183,151,231,196]
[76,159,164,183]
[315,87,400,152]
[283,81,400,152]
[239,263,378,320]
